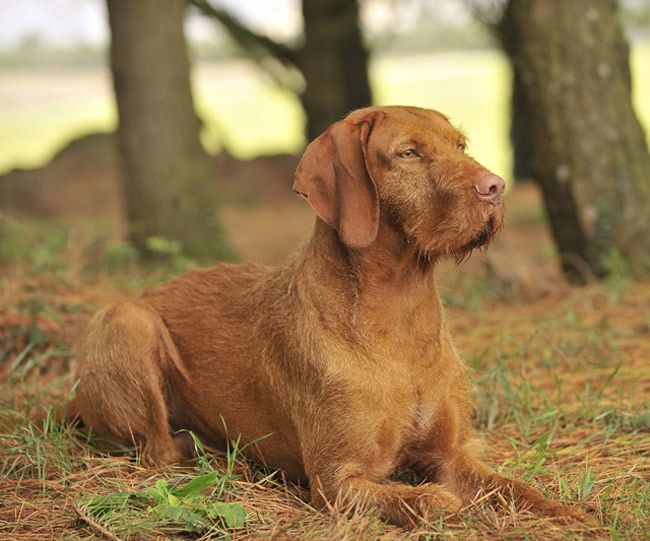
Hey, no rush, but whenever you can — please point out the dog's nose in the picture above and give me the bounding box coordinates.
[474,173,505,203]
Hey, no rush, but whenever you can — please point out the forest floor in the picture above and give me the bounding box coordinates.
[0,141,649,539]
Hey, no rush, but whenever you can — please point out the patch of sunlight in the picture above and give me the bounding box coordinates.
[631,40,650,134]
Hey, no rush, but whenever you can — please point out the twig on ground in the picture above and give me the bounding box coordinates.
[73,501,122,541]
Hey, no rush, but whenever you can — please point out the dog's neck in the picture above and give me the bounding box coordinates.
[299,219,440,338]
[310,217,436,275]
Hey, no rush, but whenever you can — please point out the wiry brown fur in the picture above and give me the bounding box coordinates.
[71,106,590,527]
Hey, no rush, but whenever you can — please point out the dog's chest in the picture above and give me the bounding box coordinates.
[383,337,448,431]
[359,370,446,477]
[390,341,461,449]
[367,353,450,440]
[409,388,437,432]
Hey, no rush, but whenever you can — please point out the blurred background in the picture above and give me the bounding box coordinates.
[1,0,649,291]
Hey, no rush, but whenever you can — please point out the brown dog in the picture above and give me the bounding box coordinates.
[73,106,586,526]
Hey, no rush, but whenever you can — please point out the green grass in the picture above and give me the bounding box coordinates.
[2,41,649,177]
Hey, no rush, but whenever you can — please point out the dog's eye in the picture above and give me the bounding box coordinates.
[400,149,419,159]
[458,142,466,151]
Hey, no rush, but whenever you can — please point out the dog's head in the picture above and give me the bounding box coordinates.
[293,106,505,261]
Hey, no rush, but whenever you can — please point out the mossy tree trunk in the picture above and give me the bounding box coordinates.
[107,0,229,261]
[501,0,650,282]
[299,0,373,141]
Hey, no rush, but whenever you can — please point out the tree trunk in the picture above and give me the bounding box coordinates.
[496,19,534,181]
[502,0,650,282]
[300,0,373,141]
[107,0,229,260]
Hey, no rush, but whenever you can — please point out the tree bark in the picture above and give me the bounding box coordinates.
[502,0,650,282]
[107,0,229,260]
[300,0,373,141]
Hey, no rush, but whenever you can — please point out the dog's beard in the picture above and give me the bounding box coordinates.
[452,216,497,263]
[406,214,500,271]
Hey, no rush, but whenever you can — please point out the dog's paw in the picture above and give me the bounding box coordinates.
[542,500,598,525]
[392,487,463,528]
[420,489,463,517]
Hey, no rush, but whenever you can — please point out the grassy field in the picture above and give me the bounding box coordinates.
[1,42,649,178]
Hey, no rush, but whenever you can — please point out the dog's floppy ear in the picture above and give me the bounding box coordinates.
[293,117,380,249]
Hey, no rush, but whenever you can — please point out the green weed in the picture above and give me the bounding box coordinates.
[78,471,246,538]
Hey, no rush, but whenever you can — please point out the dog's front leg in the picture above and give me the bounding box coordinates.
[309,473,462,528]
[300,416,462,527]
[440,452,593,522]
[408,396,595,524]
[420,449,594,523]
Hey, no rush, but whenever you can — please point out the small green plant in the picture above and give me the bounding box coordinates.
[575,466,595,501]
[557,473,573,500]
[78,470,246,538]
[146,473,245,531]
[555,467,596,502]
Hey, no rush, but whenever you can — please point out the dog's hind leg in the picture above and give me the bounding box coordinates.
[73,301,191,466]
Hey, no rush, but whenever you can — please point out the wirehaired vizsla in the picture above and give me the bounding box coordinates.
[72,106,589,526]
